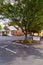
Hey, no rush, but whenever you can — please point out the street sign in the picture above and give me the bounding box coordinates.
[33,36,40,41]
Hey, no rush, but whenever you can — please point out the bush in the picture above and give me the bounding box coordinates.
[27,39,33,44]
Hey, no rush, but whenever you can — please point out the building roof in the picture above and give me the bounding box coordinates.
[8,26,17,30]
[4,25,21,31]
[4,26,9,30]
[14,25,21,30]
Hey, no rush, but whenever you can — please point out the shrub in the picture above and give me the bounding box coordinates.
[27,39,33,44]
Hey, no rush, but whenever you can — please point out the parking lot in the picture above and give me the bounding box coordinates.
[0,40,43,65]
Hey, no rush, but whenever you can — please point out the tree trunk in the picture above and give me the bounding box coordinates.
[25,34,27,40]
[38,33,39,36]
[24,33,27,43]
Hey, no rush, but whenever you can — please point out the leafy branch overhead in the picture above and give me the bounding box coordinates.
[0,0,43,39]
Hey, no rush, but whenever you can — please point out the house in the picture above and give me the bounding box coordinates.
[8,26,17,36]
[0,22,24,36]
[0,28,9,36]
[3,26,10,36]
[14,25,24,36]
[8,26,24,36]
[3,25,17,36]
[0,25,24,36]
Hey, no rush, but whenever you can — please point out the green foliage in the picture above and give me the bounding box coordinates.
[0,0,3,5]
[0,25,2,30]
[8,21,18,26]
[27,39,33,44]
[0,0,43,37]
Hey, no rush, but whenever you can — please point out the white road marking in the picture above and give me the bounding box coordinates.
[0,43,29,54]
[5,48,16,54]
[0,46,16,54]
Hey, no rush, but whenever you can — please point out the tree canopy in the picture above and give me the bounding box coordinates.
[0,0,43,39]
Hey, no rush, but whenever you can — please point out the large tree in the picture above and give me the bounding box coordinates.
[0,0,43,40]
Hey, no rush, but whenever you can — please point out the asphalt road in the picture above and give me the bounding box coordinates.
[0,41,43,65]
